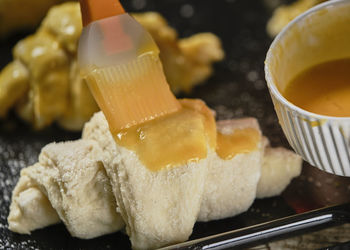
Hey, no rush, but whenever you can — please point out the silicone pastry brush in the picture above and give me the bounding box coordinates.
[78,0,181,133]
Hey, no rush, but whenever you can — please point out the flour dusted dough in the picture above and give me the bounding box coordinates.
[82,112,303,248]
[8,169,60,234]
[83,112,208,250]
[198,118,263,222]
[257,146,302,199]
[8,111,303,249]
[8,139,124,239]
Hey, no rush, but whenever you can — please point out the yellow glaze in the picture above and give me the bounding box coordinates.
[180,98,216,149]
[284,58,350,117]
[216,128,261,160]
[113,99,216,171]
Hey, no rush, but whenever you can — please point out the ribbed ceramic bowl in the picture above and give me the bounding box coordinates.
[265,0,350,176]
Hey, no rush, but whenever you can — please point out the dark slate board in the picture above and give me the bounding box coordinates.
[1,0,350,249]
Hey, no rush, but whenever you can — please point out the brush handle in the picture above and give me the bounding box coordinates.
[79,0,125,26]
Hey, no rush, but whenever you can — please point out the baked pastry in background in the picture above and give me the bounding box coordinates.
[267,0,326,37]
[0,0,69,37]
[0,2,224,130]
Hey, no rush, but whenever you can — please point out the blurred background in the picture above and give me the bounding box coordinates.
[1,0,350,249]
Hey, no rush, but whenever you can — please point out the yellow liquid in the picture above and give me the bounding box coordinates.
[283,58,350,117]
[113,98,262,171]
[113,99,216,171]
[216,128,261,160]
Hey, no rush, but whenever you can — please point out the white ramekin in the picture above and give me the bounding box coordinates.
[265,0,350,176]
